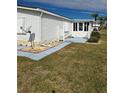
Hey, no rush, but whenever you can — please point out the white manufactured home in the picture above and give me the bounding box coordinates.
[17,6,94,45]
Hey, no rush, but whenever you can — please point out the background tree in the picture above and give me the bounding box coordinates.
[98,16,104,26]
[103,16,107,29]
[98,16,107,29]
[91,13,99,30]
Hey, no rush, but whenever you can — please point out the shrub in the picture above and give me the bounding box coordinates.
[87,37,99,43]
[93,28,98,31]
[87,31,101,43]
[91,31,100,38]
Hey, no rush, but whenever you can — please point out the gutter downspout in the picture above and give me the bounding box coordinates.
[38,8,43,44]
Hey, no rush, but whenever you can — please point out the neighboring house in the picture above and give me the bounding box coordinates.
[92,21,101,31]
[17,4,95,45]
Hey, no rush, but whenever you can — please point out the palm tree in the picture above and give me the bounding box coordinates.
[98,16,104,25]
[91,13,99,21]
[98,16,107,29]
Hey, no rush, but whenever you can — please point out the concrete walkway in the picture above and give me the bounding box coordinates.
[65,37,88,43]
[17,41,71,61]
[17,37,88,61]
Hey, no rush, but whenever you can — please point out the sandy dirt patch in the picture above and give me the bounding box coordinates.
[19,41,63,53]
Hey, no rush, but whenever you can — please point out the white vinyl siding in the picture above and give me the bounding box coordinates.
[42,13,64,42]
[63,21,72,38]
[17,9,41,42]
[17,17,25,34]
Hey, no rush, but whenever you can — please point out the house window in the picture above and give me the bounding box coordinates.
[73,23,77,31]
[79,23,83,31]
[91,21,93,27]
[84,22,89,31]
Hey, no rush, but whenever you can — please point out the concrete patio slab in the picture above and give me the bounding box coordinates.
[17,37,88,61]
[17,45,27,50]
[17,41,71,61]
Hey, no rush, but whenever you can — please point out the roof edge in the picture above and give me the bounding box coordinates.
[17,6,72,21]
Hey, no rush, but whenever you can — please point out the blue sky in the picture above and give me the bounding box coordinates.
[18,0,107,19]
[25,0,107,12]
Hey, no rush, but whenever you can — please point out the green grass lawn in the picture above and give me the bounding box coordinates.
[17,29,107,93]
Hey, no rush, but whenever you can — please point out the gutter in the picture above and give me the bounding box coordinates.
[18,6,72,21]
